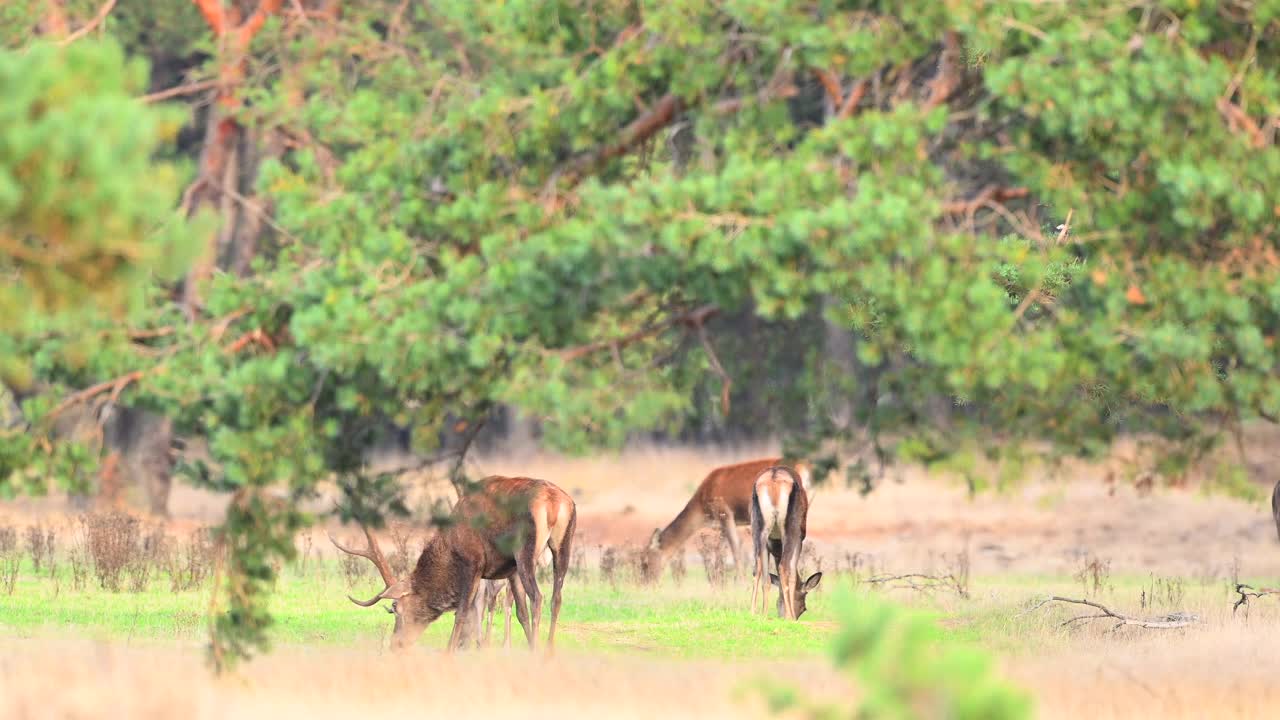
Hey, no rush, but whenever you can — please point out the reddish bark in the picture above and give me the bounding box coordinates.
[41,0,70,37]
[182,1,285,315]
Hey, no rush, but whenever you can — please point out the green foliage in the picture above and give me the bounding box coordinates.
[766,590,1033,720]
[0,39,199,326]
[0,38,201,486]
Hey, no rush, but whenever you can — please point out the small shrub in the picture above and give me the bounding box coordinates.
[568,537,587,579]
[1140,574,1187,612]
[387,522,417,578]
[167,528,216,592]
[696,532,728,587]
[669,548,687,585]
[296,532,314,575]
[25,524,54,573]
[1074,553,1111,597]
[82,511,142,592]
[126,525,167,593]
[945,548,971,599]
[0,525,15,555]
[0,551,17,595]
[600,545,619,586]
[621,545,645,582]
[339,548,369,588]
[68,536,90,592]
[761,590,1033,720]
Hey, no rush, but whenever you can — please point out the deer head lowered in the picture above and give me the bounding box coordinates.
[639,457,811,584]
[750,464,819,620]
[329,475,577,652]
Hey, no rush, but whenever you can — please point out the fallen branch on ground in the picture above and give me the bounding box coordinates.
[1233,583,1280,615]
[1023,595,1199,630]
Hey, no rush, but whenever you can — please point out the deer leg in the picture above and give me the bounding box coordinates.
[480,582,494,648]
[516,542,543,651]
[547,507,576,651]
[753,530,772,615]
[508,575,532,649]
[718,510,744,577]
[749,534,759,613]
[501,580,514,649]
[749,500,764,614]
[448,575,484,652]
[780,541,798,620]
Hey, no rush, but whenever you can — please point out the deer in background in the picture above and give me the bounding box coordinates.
[750,465,821,620]
[330,475,576,651]
[640,457,811,583]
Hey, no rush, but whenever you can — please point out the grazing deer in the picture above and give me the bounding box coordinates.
[768,568,823,619]
[640,457,810,583]
[749,465,818,620]
[329,475,576,652]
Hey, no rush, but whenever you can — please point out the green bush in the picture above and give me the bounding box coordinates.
[764,589,1033,720]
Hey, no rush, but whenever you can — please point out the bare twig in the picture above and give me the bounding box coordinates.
[59,0,117,45]
[813,68,844,108]
[837,79,868,119]
[867,572,966,597]
[1024,595,1199,630]
[1218,97,1269,149]
[564,93,683,181]
[141,79,219,104]
[694,322,731,416]
[46,370,146,421]
[941,185,1030,217]
[558,304,719,362]
[447,412,490,499]
[1233,583,1280,615]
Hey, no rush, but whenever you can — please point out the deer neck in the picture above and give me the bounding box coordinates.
[653,496,708,559]
[411,533,474,613]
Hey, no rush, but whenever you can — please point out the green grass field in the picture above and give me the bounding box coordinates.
[4,552,1269,660]
[1,557,840,657]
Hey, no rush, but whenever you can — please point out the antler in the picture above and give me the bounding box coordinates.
[328,524,400,607]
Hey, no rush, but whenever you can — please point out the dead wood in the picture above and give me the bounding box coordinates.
[1023,595,1199,630]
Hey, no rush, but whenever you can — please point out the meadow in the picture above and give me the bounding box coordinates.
[3,446,1280,719]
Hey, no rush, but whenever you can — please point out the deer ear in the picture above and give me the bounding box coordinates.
[382,579,414,600]
[769,573,780,587]
[803,572,823,592]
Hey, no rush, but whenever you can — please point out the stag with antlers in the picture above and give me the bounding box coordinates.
[749,465,820,620]
[330,475,576,652]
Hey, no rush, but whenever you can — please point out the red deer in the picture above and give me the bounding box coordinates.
[640,457,810,583]
[768,567,823,619]
[749,465,820,619]
[330,475,576,651]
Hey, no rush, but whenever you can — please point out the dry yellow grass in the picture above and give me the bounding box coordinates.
[4,606,1279,720]
[0,638,847,720]
[1011,619,1280,720]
